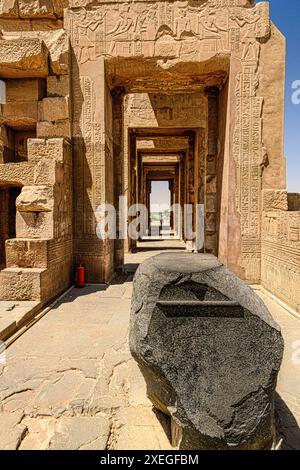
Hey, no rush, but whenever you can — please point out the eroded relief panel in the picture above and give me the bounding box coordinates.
[262,211,300,312]
[66,1,269,63]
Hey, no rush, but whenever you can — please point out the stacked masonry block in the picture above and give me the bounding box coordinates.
[0,138,73,302]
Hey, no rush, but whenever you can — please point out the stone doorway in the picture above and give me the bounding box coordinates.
[148,180,172,239]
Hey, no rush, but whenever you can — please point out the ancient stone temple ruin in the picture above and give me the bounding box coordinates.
[0,0,299,312]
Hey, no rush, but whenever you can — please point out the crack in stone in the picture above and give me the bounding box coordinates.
[1,388,33,403]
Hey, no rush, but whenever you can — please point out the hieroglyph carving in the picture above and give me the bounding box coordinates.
[65,1,270,63]
[74,76,104,241]
[232,1,270,280]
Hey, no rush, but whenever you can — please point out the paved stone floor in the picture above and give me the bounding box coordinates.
[0,240,299,450]
[0,301,40,342]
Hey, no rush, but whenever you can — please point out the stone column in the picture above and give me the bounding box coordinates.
[111,86,125,271]
[204,86,220,256]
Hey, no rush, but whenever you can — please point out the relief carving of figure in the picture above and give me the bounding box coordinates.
[136,6,158,39]
[74,8,107,63]
[134,5,158,55]
[175,8,193,39]
[231,9,263,61]
[198,7,229,51]
[107,3,138,55]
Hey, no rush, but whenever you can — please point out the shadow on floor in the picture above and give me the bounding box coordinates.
[150,394,300,450]
[276,393,300,449]
[153,408,172,445]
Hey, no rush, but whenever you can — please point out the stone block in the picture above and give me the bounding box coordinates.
[37,120,71,139]
[0,0,18,18]
[40,30,69,75]
[0,162,35,186]
[16,185,54,212]
[18,0,55,18]
[38,96,69,122]
[16,211,54,238]
[15,1,68,19]
[1,101,38,127]
[34,158,63,185]
[52,0,69,18]
[262,190,288,212]
[28,138,67,163]
[0,38,48,78]
[6,78,46,102]
[130,253,284,450]
[6,238,48,268]
[47,75,70,97]
[0,267,46,301]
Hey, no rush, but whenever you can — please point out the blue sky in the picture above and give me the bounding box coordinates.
[266,0,300,192]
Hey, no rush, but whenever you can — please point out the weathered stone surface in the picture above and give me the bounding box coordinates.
[0,0,18,18]
[41,30,69,75]
[47,75,69,97]
[34,158,63,185]
[1,101,38,128]
[130,253,284,450]
[37,120,71,139]
[16,211,54,239]
[0,1,68,19]
[263,190,288,212]
[48,416,110,450]
[0,38,48,77]
[0,412,27,449]
[6,239,48,268]
[0,162,35,185]
[262,210,300,313]
[0,267,45,301]
[28,138,66,163]
[288,194,300,211]
[16,186,54,212]
[6,78,46,102]
[39,96,69,122]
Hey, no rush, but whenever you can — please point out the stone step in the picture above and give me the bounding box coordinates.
[0,267,47,301]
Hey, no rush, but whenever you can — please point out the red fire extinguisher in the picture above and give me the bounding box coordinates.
[76,261,85,288]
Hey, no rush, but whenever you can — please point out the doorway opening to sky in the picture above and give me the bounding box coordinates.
[149,180,171,239]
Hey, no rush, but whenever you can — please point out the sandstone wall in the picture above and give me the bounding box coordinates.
[0,138,73,302]
[0,1,73,302]
[261,190,300,313]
